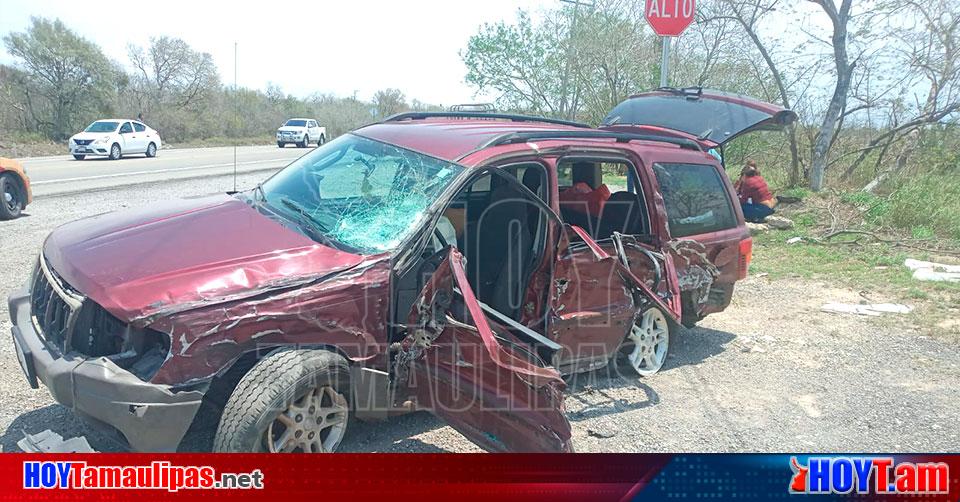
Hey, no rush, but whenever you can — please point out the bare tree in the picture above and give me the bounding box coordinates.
[128,36,219,114]
[711,0,804,186]
[843,0,960,191]
[373,88,409,118]
[808,0,855,191]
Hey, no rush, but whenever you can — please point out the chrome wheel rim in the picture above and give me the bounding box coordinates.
[111,145,120,158]
[3,188,16,211]
[627,308,669,376]
[264,385,348,453]
[148,144,155,156]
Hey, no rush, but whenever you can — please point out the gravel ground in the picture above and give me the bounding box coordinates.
[1,171,958,453]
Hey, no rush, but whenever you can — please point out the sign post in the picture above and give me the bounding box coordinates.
[645,0,696,88]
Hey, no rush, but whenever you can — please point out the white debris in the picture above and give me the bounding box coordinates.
[786,236,803,244]
[904,258,960,283]
[746,222,769,235]
[765,215,795,230]
[821,302,914,316]
[18,430,97,453]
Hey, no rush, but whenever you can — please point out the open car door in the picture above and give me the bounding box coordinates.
[394,248,572,453]
[600,87,798,149]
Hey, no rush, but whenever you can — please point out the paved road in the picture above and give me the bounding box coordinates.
[19,145,311,197]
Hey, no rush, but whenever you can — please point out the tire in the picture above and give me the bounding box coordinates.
[145,142,157,158]
[108,143,121,160]
[213,349,351,453]
[277,142,285,148]
[299,135,309,148]
[73,154,86,160]
[318,135,325,146]
[0,174,23,220]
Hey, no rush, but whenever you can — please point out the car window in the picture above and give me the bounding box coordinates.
[133,122,146,132]
[652,162,737,238]
[120,122,133,134]
[557,165,573,189]
[285,119,307,127]
[308,120,317,127]
[84,121,119,133]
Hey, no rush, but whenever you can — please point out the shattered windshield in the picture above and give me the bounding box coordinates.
[259,134,464,254]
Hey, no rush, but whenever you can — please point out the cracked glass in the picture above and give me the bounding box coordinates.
[260,134,464,253]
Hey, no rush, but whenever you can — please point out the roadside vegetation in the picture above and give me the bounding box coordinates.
[0,19,440,158]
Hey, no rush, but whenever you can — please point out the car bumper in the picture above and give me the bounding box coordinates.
[70,145,110,156]
[277,135,304,142]
[7,285,204,452]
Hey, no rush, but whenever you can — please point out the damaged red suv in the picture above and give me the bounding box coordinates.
[9,88,795,453]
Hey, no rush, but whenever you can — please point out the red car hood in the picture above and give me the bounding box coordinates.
[43,194,366,323]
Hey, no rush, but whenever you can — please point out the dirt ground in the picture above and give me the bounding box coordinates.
[1,171,958,452]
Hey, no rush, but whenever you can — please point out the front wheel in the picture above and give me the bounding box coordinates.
[277,142,285,148]
[213,349,350,453]
[0,174,23,220]
[299,136,309,148]
[145,142,157,157]
[108,143,121,160]
[624,307,670,376]
[73,154,85,160]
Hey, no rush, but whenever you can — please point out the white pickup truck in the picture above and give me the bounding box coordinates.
[276,118,326,148]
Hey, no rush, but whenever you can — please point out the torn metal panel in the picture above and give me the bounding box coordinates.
[667,239,721,308]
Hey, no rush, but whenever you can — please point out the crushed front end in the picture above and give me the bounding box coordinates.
[7,257,204,452]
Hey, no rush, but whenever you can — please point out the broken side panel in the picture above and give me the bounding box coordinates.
[396,248,572,453]
[551,226,682,374]
[550,226,637,372]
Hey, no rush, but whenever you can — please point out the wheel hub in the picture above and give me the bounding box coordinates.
[266,385,348,453]
[626,308,669,376]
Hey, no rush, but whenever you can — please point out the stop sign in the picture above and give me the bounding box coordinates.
[645,0,696,37]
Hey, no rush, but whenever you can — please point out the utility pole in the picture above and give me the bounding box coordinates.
[660,37,671,88]
[559,0,594,120]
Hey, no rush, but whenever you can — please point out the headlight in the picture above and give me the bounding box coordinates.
[94,135,110,144]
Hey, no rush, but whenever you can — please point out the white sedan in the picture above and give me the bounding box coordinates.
[69,119,162,160]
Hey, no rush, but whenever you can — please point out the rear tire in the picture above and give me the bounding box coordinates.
[0,174,23,220]
[145,142,157,158]
[213,349,351,453]
[318,135,325,146]
[108,143,121,160]
[73,154,85,160]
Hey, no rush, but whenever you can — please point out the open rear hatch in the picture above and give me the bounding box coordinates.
[600,87,798,149]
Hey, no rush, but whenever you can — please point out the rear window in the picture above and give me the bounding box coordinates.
[652,162,737,237]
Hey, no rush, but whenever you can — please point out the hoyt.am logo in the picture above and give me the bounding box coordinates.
[789,457,949,495]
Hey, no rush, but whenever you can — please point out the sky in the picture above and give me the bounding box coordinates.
[0,0,550,106]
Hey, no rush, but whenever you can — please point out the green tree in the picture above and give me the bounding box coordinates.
[3,17,116,139]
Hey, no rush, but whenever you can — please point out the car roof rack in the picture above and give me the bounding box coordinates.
[382,111,591,129]
[482,130,703,151]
